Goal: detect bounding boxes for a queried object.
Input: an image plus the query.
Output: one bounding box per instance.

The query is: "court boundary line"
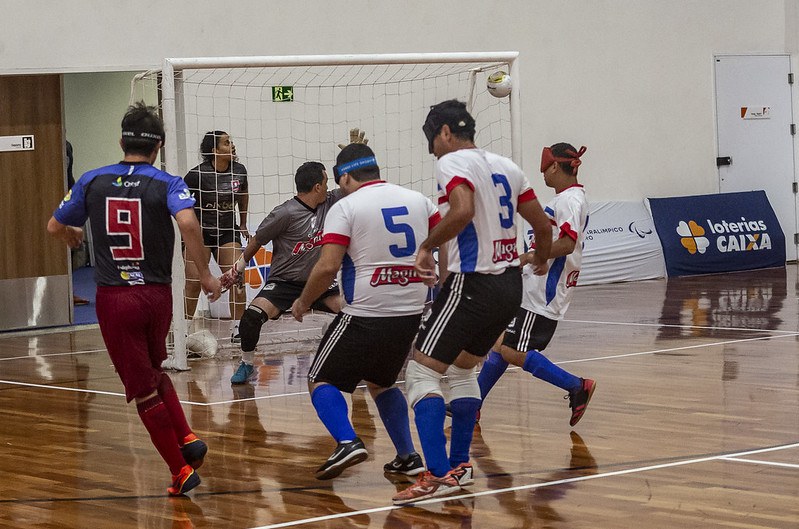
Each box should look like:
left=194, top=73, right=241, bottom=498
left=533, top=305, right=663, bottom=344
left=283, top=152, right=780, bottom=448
left=249, top=441, right=799, bottom=529
left=721, top=456, right=799, bottom=470
left=0, top=348, right=107, bottom=362
left=2, top=332, right=797, bottom=406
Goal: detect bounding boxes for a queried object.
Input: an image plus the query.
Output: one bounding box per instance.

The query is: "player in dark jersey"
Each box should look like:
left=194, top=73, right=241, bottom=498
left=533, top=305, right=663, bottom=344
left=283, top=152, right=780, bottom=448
left=184, top=131, right=248, bottom=340
left=221, top=130, right=368, bottom=385
left=47, top=102, right=222, bottom=497
left=224, top=161, right=343, bottom=384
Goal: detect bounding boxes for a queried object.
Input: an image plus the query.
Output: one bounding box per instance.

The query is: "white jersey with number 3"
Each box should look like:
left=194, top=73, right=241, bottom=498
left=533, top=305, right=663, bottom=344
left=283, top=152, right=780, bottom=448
left=321, top=180, right=441, bottom=317
left=435, top=149, right=536, bottom=275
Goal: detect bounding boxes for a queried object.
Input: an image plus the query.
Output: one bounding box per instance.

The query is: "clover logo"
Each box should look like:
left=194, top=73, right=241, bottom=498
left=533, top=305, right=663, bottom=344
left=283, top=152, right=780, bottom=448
left=676, top=220, right=710, bottom=254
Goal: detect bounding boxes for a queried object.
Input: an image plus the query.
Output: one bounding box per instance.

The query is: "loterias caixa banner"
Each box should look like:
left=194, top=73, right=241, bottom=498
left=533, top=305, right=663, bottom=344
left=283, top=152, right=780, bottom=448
left=648, top=191, right=785, bottom=277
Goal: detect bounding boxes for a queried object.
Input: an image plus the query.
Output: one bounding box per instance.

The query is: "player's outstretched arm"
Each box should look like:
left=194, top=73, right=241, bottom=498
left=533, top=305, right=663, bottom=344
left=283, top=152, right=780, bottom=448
left=176, top=209, right=222, bottom=301
left=518, top=198, right=552, bottom=274
left=46, top=217, right=83, bottom=249
left=291, top=244, right=346, bottom=322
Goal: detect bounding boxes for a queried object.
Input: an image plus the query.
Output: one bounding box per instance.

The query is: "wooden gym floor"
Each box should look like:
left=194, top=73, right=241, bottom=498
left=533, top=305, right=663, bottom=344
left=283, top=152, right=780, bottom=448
left=1, top=266, right=797, bottom=528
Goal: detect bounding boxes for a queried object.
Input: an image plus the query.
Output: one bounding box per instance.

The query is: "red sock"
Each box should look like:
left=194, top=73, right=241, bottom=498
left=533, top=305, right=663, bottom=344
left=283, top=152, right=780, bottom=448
left=157, top=374, right=193, bottom=443
left=136, top=395, right=186, bottom=475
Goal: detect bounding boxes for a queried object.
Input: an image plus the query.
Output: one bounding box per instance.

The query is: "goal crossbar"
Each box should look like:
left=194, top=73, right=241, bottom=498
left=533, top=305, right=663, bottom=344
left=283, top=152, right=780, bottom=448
left=146, top=51, right=521, bottom=370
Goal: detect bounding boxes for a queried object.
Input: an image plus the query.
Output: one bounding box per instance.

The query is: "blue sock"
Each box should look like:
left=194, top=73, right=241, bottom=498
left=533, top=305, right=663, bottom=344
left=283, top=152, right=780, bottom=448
left=448, top=397, right=481, bottom=467
left=477, top=350, right=509, bottom=400
left=374, top=387, right=415, bottom=457
left=523, top=350, right=581, bottom=391
left=310, top=384, right=357, bottom=443
left=413, top=396, right=450, bottom=477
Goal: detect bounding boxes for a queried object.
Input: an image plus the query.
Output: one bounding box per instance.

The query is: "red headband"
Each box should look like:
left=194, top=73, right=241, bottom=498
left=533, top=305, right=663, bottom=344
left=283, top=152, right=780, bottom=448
left=540, top=145, right=587, bottom=174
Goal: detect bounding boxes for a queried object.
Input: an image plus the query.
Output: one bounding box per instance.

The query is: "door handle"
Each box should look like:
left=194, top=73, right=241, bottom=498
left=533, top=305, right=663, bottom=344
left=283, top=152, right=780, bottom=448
left=716, top=156, right=732, bottom=167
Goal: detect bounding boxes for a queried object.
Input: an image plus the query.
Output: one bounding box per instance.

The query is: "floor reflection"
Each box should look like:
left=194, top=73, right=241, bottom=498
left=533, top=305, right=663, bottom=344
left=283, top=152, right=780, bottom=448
left=471, top=428, right=597, bottom=528
left=657, top=267, right=787, bottom=340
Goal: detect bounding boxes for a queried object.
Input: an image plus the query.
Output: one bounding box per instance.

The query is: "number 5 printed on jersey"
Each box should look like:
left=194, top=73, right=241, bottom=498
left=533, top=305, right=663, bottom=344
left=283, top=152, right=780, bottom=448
left=107, top=197, right=144, bottom=260
left=381, top=206, right=417, bottom=258
left=492, top=173, right=514, bottom=228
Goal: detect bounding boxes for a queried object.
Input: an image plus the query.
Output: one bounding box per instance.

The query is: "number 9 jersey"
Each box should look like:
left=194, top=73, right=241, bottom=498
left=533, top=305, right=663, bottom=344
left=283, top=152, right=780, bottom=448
left=435, top=149, right=536, bottom=275
left=53, top=161, right=196, bottom=286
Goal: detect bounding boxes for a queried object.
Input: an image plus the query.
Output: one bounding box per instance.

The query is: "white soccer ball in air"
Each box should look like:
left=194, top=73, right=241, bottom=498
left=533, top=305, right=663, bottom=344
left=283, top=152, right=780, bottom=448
left=186, top=329, right=218, bottom=359
left=487, top=71, right=512, bottom=98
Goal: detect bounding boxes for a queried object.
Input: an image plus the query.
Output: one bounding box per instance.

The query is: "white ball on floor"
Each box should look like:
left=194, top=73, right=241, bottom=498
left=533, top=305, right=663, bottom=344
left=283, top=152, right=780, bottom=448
left=186, top=329, right=218, bottom=359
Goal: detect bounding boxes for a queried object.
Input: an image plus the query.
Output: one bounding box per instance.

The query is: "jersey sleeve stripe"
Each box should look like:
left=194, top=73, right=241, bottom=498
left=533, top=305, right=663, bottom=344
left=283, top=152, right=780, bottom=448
left=518, top=189, right=537, bottom=203
left=559, top=222, right=578, bottom=241
left=321, top=233, right=351, bottom=246
left=429, top=211, right=442, bottom=230
left=445, top=176, right=475, bottom=196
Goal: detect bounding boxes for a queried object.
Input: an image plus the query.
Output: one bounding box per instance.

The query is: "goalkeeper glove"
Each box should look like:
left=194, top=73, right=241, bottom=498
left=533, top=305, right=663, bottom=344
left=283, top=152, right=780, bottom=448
left=220, top=256, right=247, bottom=291
left=337, top=128, right=368, bottom=150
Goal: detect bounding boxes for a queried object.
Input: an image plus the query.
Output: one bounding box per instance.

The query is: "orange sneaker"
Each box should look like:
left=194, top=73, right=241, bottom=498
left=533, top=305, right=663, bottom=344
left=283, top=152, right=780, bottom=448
left=392, top=470, right=460, bottom=505
left=167, top=465, right=201, bottom=496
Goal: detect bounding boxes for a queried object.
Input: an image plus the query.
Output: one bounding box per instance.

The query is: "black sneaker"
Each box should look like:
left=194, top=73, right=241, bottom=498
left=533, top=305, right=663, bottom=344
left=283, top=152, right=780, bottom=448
left=383, top=452, right=425, bottom=476
left=567, top=378, right=596, bottom=427
left=315, top=437, right=368, bottom=480
left=180, top=433, right=208, bottom=469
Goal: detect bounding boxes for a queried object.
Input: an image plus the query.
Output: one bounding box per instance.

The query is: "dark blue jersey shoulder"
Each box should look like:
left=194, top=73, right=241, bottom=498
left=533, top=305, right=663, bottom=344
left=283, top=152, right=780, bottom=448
left=58, top=162, right=195, bottom=287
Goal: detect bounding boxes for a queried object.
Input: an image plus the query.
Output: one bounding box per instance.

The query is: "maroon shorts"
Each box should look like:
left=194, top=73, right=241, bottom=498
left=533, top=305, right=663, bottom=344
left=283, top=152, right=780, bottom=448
left=96, top=284, right=172, bottom=402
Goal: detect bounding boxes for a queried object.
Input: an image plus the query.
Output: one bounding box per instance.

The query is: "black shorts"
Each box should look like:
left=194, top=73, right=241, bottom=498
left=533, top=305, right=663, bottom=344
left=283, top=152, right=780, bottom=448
left=415, top=267, right=522, bottom=365
left=202, top=226, right=241, bottom=260
left=502, top=308, right=559, bottom=352
left=255, top=279, right=339, bottom=318
left=308, top=313, right=422, bottom=393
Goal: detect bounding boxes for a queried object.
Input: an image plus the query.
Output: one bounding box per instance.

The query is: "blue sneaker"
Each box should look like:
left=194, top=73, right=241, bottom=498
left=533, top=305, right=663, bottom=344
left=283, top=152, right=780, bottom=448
left=230, top=361, right=254, bottom=385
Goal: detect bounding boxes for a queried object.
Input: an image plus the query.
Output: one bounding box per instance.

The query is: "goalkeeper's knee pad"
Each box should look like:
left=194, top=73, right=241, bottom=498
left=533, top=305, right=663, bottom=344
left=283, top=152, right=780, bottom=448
left=239, top=306, right=267, bottom=352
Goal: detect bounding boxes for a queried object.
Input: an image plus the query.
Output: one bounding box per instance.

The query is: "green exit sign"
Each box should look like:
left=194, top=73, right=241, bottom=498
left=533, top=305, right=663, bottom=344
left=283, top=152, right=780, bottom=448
left=272, top=86, right=294, bottom=102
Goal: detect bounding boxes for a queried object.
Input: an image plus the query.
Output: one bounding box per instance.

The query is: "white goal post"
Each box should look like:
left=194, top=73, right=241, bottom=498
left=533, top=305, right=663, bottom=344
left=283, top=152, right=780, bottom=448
left=131, top=52, right=522, bottom=370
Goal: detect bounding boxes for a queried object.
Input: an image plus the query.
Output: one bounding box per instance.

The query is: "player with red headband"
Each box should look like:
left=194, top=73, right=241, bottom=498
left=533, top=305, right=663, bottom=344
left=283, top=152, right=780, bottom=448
left=477, top=142, right=596, bottom=427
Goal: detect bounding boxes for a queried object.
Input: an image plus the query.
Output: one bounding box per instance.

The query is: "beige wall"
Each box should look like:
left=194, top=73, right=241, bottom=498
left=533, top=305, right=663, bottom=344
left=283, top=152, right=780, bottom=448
left=3, top=1, right=796, bottom=203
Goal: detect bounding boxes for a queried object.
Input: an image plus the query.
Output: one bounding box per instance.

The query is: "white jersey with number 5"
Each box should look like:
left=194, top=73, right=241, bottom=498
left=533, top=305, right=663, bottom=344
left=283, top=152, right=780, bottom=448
left=435, top=149, right=536, bottom=275
left=321, top=180, right=441, bottom=317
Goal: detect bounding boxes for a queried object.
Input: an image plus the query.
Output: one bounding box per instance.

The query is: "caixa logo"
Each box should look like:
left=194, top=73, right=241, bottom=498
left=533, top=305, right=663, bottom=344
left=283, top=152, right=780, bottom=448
left=677, top=218, right=772, bottom=254
left=492, top=238, right=518, bottom=263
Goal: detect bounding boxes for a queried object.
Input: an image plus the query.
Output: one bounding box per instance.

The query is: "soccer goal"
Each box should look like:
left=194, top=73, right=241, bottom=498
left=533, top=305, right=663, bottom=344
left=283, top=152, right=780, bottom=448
left=130, top=52, right=522, bottom=370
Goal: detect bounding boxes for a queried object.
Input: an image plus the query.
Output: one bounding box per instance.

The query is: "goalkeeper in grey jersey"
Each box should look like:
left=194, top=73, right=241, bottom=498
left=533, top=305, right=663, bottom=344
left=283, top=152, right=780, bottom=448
left=225, top=131, right=368, bottom=385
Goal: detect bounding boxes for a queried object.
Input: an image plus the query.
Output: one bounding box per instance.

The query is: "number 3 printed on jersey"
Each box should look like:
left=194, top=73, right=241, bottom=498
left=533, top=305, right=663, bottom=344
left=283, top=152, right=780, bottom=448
left=491, top=173, right=515, bottom=228
left=381, top=206, right=416, bottom=258
left=106, top=198, right=144, bottom=260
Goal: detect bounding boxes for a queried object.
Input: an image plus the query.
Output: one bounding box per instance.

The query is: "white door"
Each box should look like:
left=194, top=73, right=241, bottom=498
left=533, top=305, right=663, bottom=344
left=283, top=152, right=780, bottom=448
left=715, top=55, right=797, bottom=261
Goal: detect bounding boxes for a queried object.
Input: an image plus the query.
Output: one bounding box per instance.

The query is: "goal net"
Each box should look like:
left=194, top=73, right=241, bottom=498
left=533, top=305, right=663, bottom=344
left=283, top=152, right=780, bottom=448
left=130, top=52, right=521, bottom=370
